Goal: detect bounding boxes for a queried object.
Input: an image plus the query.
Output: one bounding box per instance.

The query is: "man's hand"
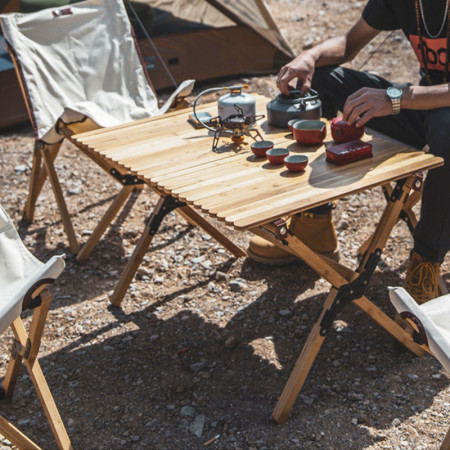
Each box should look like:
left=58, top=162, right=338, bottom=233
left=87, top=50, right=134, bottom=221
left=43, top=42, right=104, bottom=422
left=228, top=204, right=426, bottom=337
left=277, top=53, right=316, bottom=96
left=343, top=87, right=393, bottom=127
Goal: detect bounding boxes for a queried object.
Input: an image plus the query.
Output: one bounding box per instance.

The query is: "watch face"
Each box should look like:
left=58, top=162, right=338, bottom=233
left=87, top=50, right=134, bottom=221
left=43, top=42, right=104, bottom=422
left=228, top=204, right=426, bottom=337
left=388, top=87, right=402, bottom=98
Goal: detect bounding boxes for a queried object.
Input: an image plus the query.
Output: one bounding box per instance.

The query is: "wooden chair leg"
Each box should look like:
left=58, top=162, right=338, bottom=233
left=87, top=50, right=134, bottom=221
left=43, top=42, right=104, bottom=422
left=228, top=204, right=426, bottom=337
left=9, top=294, right=72, bottom=450
left=25, top=142, right=62, bottom=223
left=41, top=147, right=79, bottom=253
left=178, top=205, right=245, bottom=258
left=0, top=415, right=41, bottom=450
left=441, top=425, right=450, bottom=450
left=24, top=143, right=44, bottom=223
left=76, top=185, right=137, bottom=263
left=109, top=195, right=166, bottom=307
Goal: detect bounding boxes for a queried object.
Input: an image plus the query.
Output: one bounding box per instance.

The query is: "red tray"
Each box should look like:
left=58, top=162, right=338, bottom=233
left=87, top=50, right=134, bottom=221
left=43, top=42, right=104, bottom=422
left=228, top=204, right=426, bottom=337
left=326, top=139, right=373, bottom=166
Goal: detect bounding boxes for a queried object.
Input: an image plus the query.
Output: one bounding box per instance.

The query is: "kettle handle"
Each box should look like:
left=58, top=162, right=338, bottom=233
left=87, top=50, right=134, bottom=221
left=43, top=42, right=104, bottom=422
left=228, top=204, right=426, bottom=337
left=285, top=88, right=319, bottom=101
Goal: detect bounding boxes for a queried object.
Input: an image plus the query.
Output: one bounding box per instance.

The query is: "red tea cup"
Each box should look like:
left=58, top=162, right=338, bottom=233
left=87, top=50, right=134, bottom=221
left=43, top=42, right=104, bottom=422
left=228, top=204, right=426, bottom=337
left=251, top=140, right=274, bottom=157
left=266, top=148, right=289, bottom=165
left=284, top=154, right=308, bottom=172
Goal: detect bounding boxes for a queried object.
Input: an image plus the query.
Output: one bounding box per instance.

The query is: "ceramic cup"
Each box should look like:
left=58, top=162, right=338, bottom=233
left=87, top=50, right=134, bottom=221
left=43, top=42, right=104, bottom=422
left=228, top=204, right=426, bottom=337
left=266, top=148, right=289, bottom=164
left=251, top=140, right=274, bottom=157
left=284, top=154, right=308, bottom=172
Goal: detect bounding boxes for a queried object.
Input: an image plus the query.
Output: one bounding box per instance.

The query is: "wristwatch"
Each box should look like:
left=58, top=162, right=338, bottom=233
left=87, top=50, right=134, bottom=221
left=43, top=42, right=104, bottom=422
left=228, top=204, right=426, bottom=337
left=386, top=86, right=402, bottom=115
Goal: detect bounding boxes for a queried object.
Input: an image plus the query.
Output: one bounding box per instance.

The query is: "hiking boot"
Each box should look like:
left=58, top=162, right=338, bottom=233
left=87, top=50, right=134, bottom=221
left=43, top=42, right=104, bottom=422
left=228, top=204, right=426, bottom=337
left=246, top=210, right=339, bottom=265
left=403, top=251, right=441, bottom=304
left=395, top=251, right=441, bottom=329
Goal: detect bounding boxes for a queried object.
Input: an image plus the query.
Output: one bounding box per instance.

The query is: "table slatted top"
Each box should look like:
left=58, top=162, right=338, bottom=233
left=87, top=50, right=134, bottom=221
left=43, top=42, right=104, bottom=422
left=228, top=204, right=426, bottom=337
left=73, top=94, right=443, bottom=230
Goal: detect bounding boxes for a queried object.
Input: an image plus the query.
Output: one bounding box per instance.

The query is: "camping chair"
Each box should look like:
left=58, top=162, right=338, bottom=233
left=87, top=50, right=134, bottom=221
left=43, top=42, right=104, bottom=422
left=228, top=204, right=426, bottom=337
left=0, top=0, right=194, bottom=258
left=389, top=287, right=450, bottom=450
left=0, top=204, right=71, bottom=449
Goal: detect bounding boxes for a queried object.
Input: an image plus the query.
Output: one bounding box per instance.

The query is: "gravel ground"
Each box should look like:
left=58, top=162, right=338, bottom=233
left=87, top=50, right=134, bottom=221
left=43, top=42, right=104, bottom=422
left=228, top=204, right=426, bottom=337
left=0, top=0, right=449, bottom=449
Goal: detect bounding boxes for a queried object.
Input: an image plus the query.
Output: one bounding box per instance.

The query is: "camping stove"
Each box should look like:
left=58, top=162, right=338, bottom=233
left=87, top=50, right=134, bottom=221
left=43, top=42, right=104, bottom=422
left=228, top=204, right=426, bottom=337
left=192, top=85, right=264, bottom=152
left=211, top=110, right=264, bottom=152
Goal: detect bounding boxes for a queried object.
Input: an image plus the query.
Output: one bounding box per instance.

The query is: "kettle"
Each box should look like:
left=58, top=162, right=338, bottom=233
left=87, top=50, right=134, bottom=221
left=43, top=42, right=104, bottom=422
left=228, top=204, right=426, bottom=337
left=266, top=89, right=322, bottom=128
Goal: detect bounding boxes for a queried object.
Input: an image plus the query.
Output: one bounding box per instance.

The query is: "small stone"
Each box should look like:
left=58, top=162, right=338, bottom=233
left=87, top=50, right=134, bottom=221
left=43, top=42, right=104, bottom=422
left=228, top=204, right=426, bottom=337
left=190, top=362, right=206, bottom=372
left=225, top=335, right=238, bottom=349
left=278, top=309, right=292, bottom=318
left=14, top=164, right=28, bottom=173
left=302, top=37, right=314, bottom=50
left=406, top=373, right=419, bottom=381
left=189, top=415, right=205, bottom=438
left=68, top=187, right=82, bottom=195
left=166, top=404, right=176, bottom=410
left=392, top=418, right=401, bottom=427
left=180, top=406, right=196, bottom=418
left=337, top=220, right=350, bottom=231
left=145, top=419, right=160, bottom=428
left=215, top=271, right=228, bottom=282
left=229, top=280, right=246, bottom=292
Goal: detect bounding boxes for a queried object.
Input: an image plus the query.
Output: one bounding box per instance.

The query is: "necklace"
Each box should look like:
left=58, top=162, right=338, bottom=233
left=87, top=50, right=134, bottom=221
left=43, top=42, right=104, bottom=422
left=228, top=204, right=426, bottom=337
left=415, top=0, right=450, bottom=85
left=418, top=0, right=449, bottom=38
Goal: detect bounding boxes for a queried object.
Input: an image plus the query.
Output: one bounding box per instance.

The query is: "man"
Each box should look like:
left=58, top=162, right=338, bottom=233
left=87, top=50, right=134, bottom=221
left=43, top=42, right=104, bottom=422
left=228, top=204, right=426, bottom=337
left=247, top=0, right=450, bottom=304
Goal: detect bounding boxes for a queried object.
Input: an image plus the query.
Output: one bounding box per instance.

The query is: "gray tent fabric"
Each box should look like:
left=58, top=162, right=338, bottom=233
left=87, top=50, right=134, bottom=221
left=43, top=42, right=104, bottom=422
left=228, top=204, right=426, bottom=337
left=0, top=0, right=194, bottom=143
left=389, top=287, right=450, bottom=373
left=0, top=204, right=65, bottom=335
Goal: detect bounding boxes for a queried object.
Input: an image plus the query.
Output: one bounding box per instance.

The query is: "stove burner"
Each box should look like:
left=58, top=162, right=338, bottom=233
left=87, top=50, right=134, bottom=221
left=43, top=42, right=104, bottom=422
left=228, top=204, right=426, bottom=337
left=212, top=112, right=264, bottom=152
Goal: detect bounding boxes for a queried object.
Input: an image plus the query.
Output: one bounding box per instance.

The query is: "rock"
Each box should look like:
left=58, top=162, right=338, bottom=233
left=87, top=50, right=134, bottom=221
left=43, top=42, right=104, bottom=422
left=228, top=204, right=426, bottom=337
left=225, top=335, right=238, bottom=349
left=180, top=406, right=196, bottom=418
left=337, top=220, right=350, bottom=230
left=215, top=271, right=228, bottom=282
left=229, top=280, right=246, bottom=292
left=145, top=419, right=160, bottom=428
left=68, top=187, right=82, bottom=195
left=302, top=37, right=314, bottom=50
left=392, top=418, right=401, bottom=427
left=14, top=164, right=28, bottom=173
left=189, top=415, right=205, bottom=437
left=190, top=362, right=206, bottom=372
left=278, top=309, right=292, bottom=318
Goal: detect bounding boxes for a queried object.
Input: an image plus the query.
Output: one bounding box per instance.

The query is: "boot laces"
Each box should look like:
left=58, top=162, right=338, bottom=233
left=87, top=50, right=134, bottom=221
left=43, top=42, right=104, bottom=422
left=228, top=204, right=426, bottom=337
left=404, top=253, right=440, bottom=304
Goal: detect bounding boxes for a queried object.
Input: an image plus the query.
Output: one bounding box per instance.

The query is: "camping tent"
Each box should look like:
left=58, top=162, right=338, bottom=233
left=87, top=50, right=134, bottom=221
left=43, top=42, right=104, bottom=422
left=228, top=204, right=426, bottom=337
left=0, top=0, right=294, bottom=128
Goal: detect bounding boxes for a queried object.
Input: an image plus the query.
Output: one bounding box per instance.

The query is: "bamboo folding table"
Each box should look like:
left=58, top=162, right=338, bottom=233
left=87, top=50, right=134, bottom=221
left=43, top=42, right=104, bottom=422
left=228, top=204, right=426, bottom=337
left=71, top=94, right=443, bottom=423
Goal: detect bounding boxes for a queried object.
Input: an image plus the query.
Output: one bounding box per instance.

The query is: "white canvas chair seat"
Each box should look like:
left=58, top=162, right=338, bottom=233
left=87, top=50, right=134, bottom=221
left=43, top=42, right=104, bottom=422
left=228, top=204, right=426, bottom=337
left=0, top=0, right=194, bottom=144
left=0, top=0, right=194, bottom=256
left=389, top=287, right=450, bottom=449
left=0, top=204, right=71, bottom=449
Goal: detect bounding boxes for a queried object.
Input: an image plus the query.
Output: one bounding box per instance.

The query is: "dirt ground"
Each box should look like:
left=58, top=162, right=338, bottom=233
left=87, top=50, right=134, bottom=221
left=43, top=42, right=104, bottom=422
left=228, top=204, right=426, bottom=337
left=1, top=0, right=449, bottom=448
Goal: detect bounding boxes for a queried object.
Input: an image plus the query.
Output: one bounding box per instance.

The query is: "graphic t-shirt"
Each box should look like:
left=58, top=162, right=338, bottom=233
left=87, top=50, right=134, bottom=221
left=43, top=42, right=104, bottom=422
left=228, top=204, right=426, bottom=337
left=362, top=0, right=449, bottom=85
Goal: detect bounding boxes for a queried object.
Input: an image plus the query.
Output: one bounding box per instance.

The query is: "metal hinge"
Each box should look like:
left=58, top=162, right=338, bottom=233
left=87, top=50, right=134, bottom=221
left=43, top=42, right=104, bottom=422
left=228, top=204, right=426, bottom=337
left=110, top=168, right=144, bottom=186
left=11, top=339, right=31, bottom=360
left=319, top=248, right=381, bottom=336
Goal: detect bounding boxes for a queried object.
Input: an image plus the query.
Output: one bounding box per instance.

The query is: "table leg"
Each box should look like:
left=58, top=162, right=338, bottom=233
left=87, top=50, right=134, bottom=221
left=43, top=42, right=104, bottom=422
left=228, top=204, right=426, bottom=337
left=110, top=195, right=170, bottom=307
left=272, top=289, right=338, bottom=424
left=258, top=176, right=427, bottom=422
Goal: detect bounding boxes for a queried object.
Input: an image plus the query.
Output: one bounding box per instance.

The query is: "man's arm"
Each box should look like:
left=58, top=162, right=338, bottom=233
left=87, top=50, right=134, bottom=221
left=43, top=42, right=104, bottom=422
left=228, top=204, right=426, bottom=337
left=277, top=17, right=379, bottom=95
left=343, top=79, right=450, bottom=127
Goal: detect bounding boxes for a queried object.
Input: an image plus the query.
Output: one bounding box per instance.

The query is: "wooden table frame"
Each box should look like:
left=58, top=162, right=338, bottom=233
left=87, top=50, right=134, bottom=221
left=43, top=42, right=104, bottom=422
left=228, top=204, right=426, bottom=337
left=251, top=174, right=428, bottom=423
left=71, top=94, right=444, bottom=423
